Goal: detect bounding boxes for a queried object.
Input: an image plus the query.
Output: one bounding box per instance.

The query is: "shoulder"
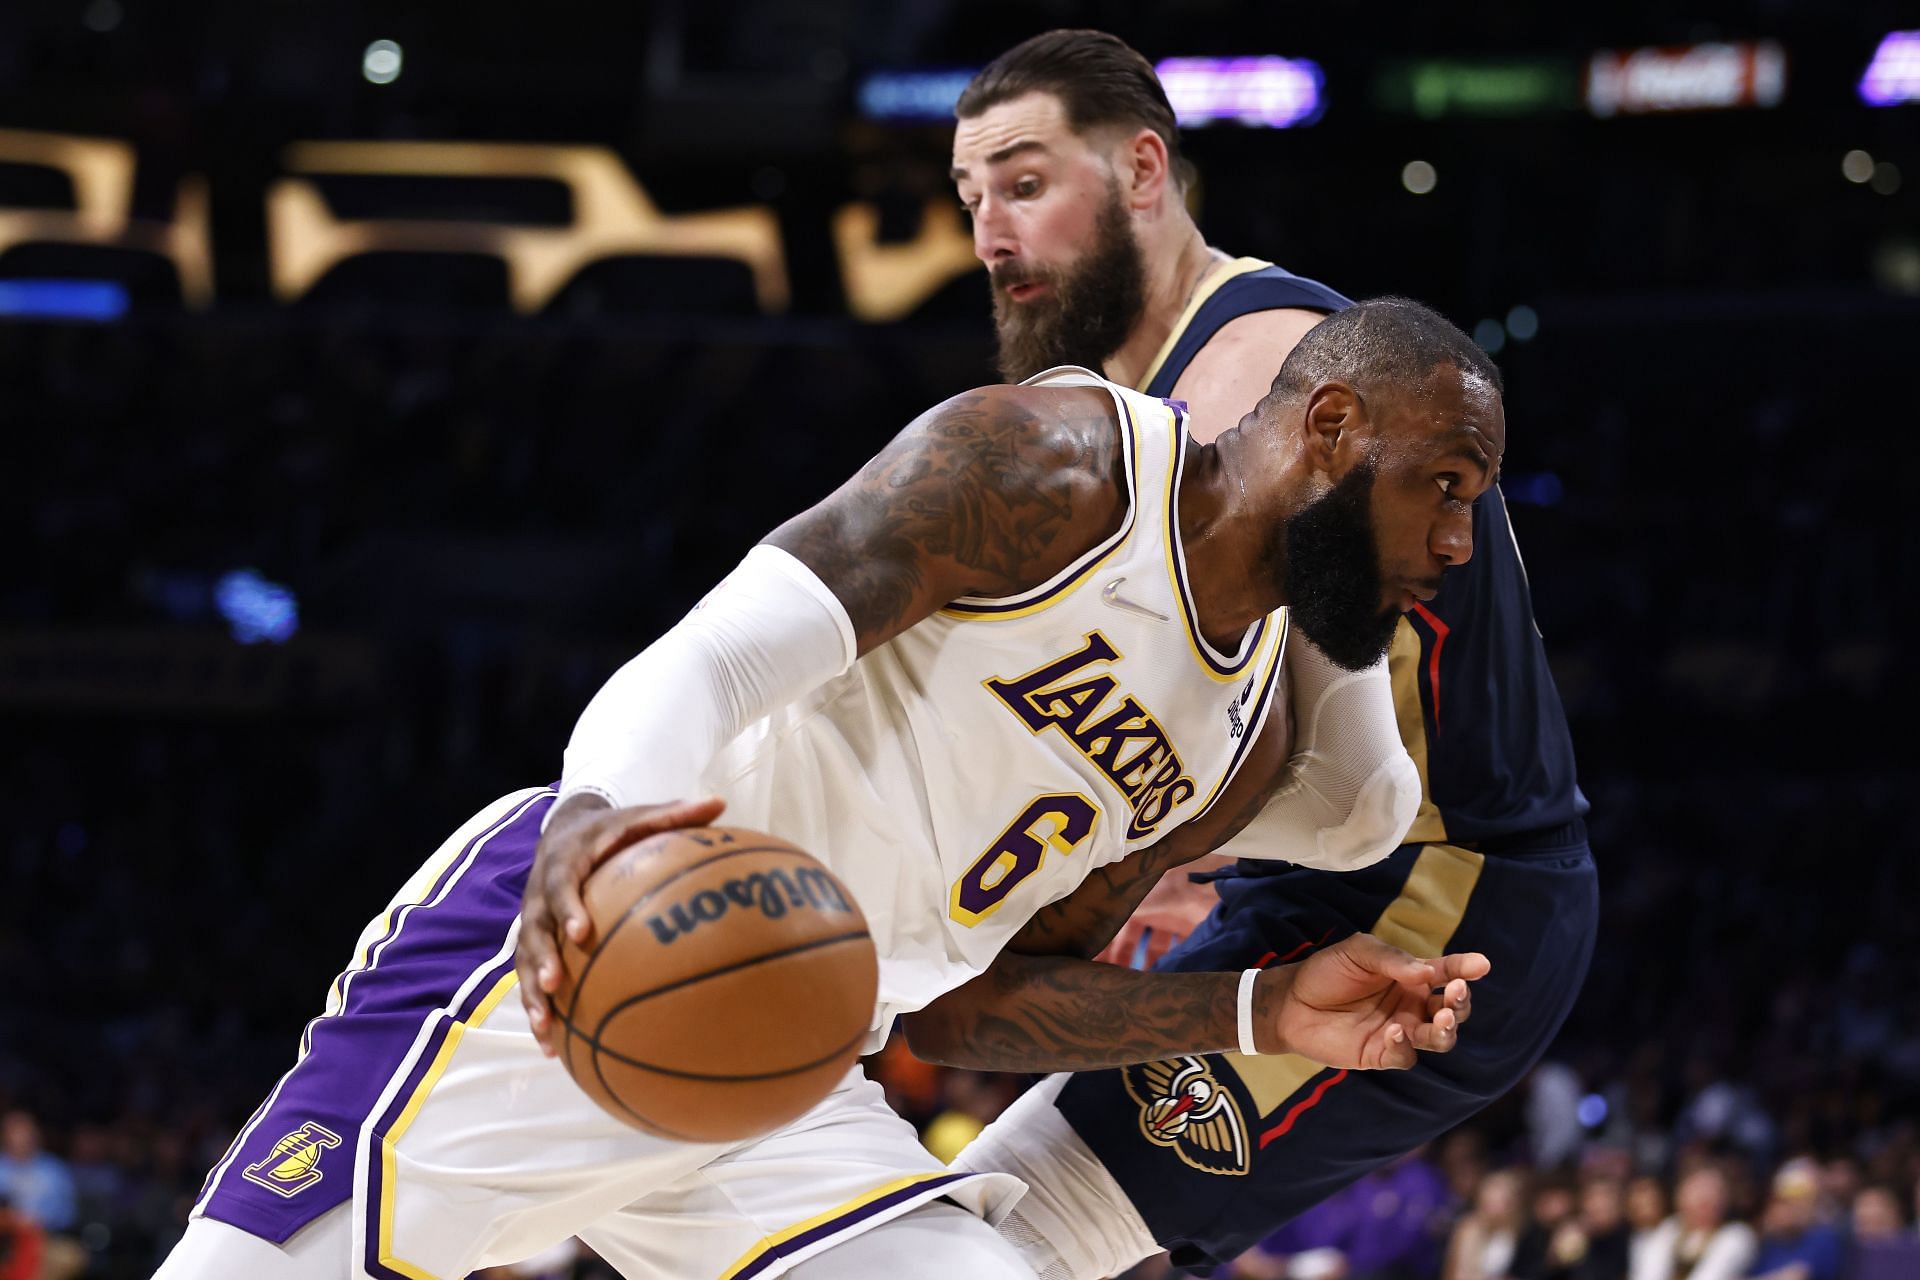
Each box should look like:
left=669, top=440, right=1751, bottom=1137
left=899, top=380, right=1128, bottom=517
left=1194, top=307, right=1328, bottom=360
left=1168, top=308, right=1330, bottom=441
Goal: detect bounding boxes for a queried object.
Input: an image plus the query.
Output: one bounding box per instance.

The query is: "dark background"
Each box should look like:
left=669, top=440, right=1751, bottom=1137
left=2, top=2, right=1916, bottom=1276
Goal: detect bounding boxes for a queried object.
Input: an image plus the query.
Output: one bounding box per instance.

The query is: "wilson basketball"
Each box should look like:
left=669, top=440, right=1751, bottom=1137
left=554, top=825, right=878, bottom=1143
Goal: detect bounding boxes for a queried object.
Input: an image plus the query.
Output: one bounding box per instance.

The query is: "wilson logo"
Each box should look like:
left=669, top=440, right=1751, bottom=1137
left=644, top=866, right=853, bottom=945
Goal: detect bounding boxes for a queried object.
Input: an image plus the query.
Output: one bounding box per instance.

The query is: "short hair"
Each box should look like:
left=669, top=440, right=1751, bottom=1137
left=957, top=30, right=1191, bottom=187
left=1268, top=297, right=1504, bottom=406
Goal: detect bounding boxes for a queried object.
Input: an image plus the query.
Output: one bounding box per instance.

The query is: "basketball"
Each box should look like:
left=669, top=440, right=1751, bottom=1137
left=553, top=825, right=879, bottom=1144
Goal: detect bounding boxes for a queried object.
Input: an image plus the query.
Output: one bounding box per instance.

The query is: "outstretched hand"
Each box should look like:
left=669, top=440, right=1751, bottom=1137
left=515, top=793, right=726, bottom=1057
left=1260, top=933, right=1490, bottom=1070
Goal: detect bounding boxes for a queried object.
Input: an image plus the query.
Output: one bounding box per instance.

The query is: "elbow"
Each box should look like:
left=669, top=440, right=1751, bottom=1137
left=1310, top=753, right=1422, bottom=872
left=899, top=1007, right=964, bottom=1067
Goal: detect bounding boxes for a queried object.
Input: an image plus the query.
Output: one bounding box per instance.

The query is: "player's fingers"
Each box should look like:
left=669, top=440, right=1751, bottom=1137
left=1446, top=976, right=1473, bottom=1024
left=593, top=796, right=727, bottom=867
left=1408, top=1006, right=1458, bottom=1055
left=1425, top=951, right=1491, bottom=984
left=1375, top=1021, right=1417, bottom=1069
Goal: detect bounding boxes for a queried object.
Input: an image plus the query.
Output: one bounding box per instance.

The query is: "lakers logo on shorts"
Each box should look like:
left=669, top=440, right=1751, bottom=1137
left=1120, top=1056, right=1249, bottom=1176
left=242, top=1122, right=342, bottom=1197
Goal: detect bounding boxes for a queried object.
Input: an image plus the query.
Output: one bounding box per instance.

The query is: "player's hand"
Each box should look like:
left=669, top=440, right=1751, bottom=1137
left=1094, top=861, right=1223, bottom=968
left=516, top=792, right=726, bottom=1058
left=1257, top=932, right=1489, bottom=1070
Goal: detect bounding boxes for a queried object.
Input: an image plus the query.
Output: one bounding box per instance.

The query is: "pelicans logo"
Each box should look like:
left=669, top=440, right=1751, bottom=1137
left=1121, top=1056, right=1250, bottom=1176
left=242, top=1122, right=342, bottom=1197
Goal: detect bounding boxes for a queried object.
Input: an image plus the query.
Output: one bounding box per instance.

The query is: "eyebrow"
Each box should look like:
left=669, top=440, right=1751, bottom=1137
left=1442, top=432, right=1498, bottom=481
left=950, top=139, right=1050, bottom=182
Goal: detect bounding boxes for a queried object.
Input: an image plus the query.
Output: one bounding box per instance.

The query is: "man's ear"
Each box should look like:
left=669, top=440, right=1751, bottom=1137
left=1303, top=382, right=1365, bottom=477
left=1119, top=127, right=1171, bottom=210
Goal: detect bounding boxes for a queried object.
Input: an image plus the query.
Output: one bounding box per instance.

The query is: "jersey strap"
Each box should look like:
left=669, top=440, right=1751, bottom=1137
left=1139, top=259, right=1353, bottom=398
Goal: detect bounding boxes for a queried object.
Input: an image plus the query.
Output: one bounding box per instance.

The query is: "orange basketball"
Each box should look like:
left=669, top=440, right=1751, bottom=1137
left=554, top=826, right=878, bottom=1143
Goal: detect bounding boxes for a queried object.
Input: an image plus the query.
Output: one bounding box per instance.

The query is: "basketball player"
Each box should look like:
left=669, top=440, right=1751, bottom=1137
left=917, top=30, right=1599, bottom=1280
left=158, top=296, right=1501, bottom=1280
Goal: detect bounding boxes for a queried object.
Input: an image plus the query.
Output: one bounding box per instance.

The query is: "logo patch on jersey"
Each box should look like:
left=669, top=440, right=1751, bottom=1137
left=242, top=1122, right=342, bottom=1197
left=1121, top=1056, right=1250, bottom=1176
left=984, top=631, right=1197, bottom=840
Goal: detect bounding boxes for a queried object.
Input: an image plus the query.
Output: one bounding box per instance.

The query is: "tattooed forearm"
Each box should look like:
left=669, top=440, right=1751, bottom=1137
left=1009, top=837, right=1197, bottom=959
left=904, top=952, right=1240, bottom=1071
left=765, top=385, right=1123, bottom=653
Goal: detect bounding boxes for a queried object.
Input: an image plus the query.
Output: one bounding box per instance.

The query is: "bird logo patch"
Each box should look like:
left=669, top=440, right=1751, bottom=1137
left=1121, top=1055, right=1249, bottom=1176
left=242, top=1122, right=342, bottom=1197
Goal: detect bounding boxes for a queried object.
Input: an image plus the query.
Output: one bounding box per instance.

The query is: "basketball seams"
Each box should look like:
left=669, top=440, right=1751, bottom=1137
left=590, top=927, right=875, bottom=1036
left=591, top=1022, right=871, bottom=1083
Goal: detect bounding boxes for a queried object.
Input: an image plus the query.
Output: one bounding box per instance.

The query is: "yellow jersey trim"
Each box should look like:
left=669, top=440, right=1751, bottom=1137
left=1185, top=609, right=1290, bottom=823
left=1389, top=619, right=1448, bottom=845
left=939, top=392, right=1143, bottom=621
left=1134, top=256, right=1275, bottom=394
left=376, top=970, right=521, bottom=1280
left=715, top=1171, right=960, bottom=1280
left=1160, top=407, right=1264, bottom=683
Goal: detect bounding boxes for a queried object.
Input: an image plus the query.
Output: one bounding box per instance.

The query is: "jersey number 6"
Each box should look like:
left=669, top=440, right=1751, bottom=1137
left=949, top=793, right=1101, bottom=926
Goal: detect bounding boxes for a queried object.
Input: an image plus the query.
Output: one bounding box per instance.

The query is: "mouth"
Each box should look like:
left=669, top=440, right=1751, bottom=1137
left=1000, top=281, right=1050, bottom=304
left=1398, top=581, right=1442, bottom=611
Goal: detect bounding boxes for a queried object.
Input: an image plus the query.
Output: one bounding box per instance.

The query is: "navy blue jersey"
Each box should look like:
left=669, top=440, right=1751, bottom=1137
left=1140, top=258, right=1587, bottom=844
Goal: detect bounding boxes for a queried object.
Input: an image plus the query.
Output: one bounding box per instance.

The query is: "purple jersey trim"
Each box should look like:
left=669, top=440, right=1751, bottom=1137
left=195, top=788, right=553, bottom=1246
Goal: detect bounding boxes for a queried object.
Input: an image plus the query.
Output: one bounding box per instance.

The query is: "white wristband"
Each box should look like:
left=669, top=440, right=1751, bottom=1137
left=1236, top=968, right=1262, bottom=1056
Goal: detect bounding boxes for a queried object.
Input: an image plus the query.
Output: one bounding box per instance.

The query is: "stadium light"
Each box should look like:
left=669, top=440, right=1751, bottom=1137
left=1154, top=57, right=1325, bottom=129
left=1859, top=31, right=1920, bottom=106
left=363, top=40, right=403, bottom=86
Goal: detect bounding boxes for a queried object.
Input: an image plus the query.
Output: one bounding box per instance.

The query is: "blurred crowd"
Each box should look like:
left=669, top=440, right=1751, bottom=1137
left=5, top=275, right=1915, bottom=1280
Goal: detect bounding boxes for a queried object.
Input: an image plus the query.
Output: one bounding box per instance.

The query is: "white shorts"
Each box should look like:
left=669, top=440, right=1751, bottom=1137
left=187, top=787, right=1022, bottom=1280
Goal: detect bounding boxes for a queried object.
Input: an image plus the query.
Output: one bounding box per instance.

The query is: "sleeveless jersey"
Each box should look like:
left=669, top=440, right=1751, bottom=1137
left=1139, top=257, right=1587, bottom=846
left=700, top=368, right=1291, bottom=1048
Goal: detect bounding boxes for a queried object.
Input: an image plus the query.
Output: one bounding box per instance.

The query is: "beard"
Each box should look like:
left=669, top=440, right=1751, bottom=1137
left=1279, top=460, right=1401, bottom=672
left=990, top=181, right=1147, bottom=383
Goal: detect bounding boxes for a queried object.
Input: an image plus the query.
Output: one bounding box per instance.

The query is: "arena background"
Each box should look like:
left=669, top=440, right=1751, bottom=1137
left=4, top=2, right=1917, bottom=1277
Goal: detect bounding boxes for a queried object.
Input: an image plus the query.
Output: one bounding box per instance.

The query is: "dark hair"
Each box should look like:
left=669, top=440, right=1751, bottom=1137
left=1269, top=296, right=1505, bottom=404
left=957, top=30, right=1190, bottom=187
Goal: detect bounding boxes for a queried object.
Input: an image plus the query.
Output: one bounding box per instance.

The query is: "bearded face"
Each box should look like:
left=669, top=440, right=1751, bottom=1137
left=1277, top=460, right=1402, bottom=672
left=989, top=176, right=1148, bottom=383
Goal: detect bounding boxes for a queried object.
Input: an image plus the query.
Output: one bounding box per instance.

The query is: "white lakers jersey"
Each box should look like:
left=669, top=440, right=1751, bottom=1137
left=702, top=368, right=1292, bottom=1047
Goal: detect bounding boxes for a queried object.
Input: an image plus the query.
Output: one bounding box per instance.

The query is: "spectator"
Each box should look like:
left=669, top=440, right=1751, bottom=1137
left=1625, top=1172, right=1669, bottom=1277
left=1851, top=1184, right=1904, bottom=1241
left=1511, top=1172, right=1577, bottom=1278
left=0, top=1198, right=44, bottom=1280
left=1221, top=1149, right=1453, bottom=1280
left=1629, top=1165, right=1756, bottom=1280
left=0, top=1114, right=75, bottom=1235
left=1443, top=1168, right=1529, bottom=1280
left=1749, top=1158, right=1845, bottom=1280
left=1536, top=1175, right=1631, bottom=1280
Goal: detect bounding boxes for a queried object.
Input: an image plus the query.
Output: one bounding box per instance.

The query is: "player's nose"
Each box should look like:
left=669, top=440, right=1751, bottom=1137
left=1433, top=509, right=1474, bottom=568
left=971, top=197, right=1019, bottom=263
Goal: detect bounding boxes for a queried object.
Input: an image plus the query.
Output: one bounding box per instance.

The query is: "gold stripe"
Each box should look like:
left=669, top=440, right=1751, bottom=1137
left=1389, top=618, right=1448, bottom=845
left=716, top=1172, right=957, bottom=1280
left=940, top=392, right=1143, bottom=622
left=376, top=971, right=520, bottom=1280
left=1167, top=404, right=1259, bottom=687
left=1134, top=256, right=1274, bottom=394
left=1187, top=610, right=1289, bottom=820
left=1219, top=842, right=1483, bottom=1116
left=324, top=790, right=548, bottom=1021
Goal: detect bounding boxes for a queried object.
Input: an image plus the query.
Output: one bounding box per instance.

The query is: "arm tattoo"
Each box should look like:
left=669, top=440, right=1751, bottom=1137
left=1008, top=838, right=1195, bottom=959
left=765, top=388, right=1122, bottom=652
left=911, top=953, right=1240, bottom=1071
